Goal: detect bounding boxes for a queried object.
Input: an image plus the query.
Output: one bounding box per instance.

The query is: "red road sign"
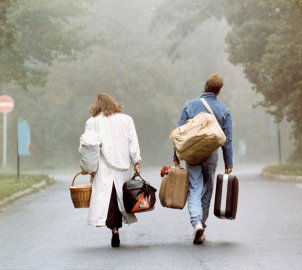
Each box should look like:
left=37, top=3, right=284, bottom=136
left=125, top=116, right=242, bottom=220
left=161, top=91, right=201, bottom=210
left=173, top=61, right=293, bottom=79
left=0, top=95, right=14, bottom=114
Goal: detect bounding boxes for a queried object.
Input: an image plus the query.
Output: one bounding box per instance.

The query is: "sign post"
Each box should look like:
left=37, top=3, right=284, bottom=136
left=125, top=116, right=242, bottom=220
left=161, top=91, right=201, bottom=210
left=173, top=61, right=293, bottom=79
left=0, top=95, right=15, bottom=168
left=17, top=120, right=31, bottom=178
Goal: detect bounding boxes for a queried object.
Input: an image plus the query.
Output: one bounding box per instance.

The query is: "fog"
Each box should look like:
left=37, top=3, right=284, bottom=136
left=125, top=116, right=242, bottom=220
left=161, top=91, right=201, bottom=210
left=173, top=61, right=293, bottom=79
left=0, top=0, right=294, bottom=172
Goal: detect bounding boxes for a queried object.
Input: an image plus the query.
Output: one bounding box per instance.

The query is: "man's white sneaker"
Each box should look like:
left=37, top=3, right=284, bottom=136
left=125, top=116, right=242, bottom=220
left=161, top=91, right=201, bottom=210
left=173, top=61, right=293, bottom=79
left=193, top=224, right=205, bottom=245
left=200, top=234, right=206, bottom=244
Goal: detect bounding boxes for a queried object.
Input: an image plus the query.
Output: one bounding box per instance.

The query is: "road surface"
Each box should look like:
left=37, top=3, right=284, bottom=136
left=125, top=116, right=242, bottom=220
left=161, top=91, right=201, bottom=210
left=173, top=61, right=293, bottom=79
left=0, top=165, right=302, bottom=270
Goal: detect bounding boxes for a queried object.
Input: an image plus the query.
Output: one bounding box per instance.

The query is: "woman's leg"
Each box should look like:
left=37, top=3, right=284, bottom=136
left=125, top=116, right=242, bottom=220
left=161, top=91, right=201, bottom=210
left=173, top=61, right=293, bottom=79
left=106, top=183, right=123, bottom=229
left=106, top=183, right=123, bottom=247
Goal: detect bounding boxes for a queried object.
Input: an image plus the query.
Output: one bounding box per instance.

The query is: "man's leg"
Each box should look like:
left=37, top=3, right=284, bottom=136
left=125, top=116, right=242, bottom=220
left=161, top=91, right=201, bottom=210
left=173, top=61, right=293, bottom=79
left=186, top=163, right=204, bottom=227
left=186, top=162, right=206, bottom=244
left=201, top=151, right=218, bottom=228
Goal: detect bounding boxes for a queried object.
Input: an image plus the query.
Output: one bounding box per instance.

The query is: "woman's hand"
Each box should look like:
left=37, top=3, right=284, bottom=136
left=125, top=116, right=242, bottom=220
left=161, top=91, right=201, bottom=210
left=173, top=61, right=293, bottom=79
left=80, top=170, right=96, bottom=176
left=134, top=163, right=140, bottom=175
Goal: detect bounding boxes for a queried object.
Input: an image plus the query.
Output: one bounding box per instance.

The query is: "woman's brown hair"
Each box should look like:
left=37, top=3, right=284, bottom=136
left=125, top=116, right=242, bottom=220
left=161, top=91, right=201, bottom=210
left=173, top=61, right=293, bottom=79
left=90, top=93, right=123, bottom=117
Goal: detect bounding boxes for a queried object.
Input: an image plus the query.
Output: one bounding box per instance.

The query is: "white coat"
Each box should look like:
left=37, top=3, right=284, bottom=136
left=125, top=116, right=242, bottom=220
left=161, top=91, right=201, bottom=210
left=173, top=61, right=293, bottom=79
left=85, top=113, right=141, bottom=226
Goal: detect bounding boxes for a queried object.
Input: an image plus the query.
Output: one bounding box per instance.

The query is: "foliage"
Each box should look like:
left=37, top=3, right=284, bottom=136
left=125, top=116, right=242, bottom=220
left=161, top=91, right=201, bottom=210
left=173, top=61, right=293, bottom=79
left=225, top=0, right=302, bottom=160
left=0, top=0, right=96, bottom=88
left=0, top=174, right=54, bottom=201
left=153, top=0, right=301, bottom=161
left=293, top=0, right=302, bottom=10
left=3, top=0, right=183, bottom=169
left=0, top=0, right=16, bottom=48
left=2, top=0, right=294, bottom=170
left=152, top=0, right=224, bottom=59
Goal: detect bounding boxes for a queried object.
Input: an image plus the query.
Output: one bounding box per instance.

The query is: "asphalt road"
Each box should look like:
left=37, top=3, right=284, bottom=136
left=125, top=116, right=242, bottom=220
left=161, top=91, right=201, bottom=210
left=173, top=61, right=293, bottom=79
left=1, top=166, right=302, bottom=270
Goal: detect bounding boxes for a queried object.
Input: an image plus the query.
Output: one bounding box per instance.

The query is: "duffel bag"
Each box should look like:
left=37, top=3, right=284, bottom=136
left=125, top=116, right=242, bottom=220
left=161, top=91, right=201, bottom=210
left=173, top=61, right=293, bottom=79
left=170, top=98, right=226, bottom=165
left=123, top=173, right=157, bottom=213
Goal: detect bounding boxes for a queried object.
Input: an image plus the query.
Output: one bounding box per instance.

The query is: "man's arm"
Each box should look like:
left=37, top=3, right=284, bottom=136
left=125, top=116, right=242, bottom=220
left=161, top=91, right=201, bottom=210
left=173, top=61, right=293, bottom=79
left=177, top=104, right=190, bottom=126
left=222, top=111, right=233, bottom=174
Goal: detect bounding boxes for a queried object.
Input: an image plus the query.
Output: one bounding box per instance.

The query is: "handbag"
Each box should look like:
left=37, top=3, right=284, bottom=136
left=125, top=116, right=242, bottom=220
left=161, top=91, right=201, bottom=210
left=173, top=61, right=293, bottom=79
left=170, top=98, right=226, bottom=165
left=70, top=171, right=94, bottom=208
left=123, top=173, right=157, bottom=213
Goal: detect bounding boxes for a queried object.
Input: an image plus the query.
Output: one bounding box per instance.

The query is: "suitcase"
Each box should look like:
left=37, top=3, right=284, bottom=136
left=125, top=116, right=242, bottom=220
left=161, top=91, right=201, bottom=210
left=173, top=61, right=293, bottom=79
left=214, top=174, right=239, bottom=219
left=159, top=166, right=189, bottom=209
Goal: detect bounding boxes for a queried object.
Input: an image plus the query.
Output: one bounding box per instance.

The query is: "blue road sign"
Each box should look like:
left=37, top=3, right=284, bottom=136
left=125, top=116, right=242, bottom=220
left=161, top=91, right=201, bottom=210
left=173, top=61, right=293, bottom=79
left=18, top=120, right=31, bottom=156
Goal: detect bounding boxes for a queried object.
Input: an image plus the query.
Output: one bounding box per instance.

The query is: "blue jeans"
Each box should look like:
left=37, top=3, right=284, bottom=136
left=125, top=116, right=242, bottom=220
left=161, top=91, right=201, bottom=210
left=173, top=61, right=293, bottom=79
left=186, top=150, right=218, bottom=228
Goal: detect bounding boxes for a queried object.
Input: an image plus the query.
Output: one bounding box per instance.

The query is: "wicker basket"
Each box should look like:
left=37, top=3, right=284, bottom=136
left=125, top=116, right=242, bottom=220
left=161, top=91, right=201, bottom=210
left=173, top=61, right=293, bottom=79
left=70, top=172, right=93, bottom=208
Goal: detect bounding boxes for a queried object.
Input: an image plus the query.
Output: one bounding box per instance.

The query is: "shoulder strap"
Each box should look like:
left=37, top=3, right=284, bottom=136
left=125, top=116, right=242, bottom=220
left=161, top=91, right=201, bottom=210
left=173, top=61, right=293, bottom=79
left=200, top=98, right=214, bottom=115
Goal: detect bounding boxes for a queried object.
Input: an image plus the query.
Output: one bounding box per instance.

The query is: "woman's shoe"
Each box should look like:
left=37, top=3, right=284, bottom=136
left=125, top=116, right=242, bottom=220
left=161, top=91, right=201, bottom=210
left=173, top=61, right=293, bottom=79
left=111, top=228, right=120, bottom=248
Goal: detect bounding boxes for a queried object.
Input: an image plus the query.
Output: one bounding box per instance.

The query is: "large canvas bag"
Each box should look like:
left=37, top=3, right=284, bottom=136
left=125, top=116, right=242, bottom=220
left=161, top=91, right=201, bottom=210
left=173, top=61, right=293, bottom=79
left=170, top=98, right=226, bottom=165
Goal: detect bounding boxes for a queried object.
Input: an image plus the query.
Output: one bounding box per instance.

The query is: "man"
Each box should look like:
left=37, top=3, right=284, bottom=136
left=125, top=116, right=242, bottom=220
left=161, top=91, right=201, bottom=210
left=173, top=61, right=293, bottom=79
left=174, top=73, right=233, bottom=245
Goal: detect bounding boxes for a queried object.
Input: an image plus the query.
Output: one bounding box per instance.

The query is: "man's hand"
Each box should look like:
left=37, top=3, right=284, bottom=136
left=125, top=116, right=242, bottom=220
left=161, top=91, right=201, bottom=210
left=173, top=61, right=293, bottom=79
left=225, top=168, right=232, bottom=174
left=173, top=159, right=180, bottom=167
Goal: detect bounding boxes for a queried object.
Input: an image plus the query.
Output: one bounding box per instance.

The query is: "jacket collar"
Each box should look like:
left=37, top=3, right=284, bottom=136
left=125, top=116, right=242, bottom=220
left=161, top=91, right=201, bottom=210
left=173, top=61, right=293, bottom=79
left=200, top=92, right=217, bottom=99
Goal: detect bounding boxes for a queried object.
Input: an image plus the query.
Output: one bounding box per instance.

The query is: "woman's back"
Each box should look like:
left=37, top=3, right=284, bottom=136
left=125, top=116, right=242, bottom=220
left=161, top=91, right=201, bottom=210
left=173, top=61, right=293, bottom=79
left=86, top=113, right=140, bottom=170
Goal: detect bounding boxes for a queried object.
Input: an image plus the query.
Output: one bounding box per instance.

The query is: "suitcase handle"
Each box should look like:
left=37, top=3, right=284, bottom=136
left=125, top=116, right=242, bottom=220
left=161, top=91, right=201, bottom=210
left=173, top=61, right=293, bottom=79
left=172, top=165, right=185, bottom=170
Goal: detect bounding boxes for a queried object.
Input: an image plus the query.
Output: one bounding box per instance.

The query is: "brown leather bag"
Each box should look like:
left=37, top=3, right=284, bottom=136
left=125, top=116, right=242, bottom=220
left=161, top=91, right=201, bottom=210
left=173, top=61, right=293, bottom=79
left=159, top=166, right=188, bottom=209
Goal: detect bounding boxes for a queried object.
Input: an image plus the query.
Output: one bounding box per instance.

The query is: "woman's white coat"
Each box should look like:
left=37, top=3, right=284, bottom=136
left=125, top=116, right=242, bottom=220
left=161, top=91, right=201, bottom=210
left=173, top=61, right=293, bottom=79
left=84, top=113, right=141, bottom=226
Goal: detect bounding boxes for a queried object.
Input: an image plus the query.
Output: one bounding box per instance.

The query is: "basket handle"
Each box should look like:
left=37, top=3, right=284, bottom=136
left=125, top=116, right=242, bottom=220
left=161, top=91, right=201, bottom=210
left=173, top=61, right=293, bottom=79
left=71, top=171, right=94, bottom=186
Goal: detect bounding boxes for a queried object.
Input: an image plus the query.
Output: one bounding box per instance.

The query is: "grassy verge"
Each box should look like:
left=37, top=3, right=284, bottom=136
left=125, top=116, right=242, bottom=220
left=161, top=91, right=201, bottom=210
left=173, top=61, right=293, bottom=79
left=262, top=163, right=302, bottom=176
left=0, top=174, right=55, bottom=201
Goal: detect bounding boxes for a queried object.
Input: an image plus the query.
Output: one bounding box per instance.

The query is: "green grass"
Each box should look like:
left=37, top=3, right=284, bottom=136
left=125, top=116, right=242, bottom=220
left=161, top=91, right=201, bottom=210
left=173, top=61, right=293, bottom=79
left=0, top=174, right=54, bottom=201
left=262, top=163, right=302, bottom=176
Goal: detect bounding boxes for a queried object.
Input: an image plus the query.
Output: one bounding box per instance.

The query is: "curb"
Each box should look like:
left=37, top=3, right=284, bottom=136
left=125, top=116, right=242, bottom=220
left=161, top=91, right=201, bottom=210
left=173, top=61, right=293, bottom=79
left=0, top=180, right=49, bottom=208
left=262, top=172, right=302, bottom=183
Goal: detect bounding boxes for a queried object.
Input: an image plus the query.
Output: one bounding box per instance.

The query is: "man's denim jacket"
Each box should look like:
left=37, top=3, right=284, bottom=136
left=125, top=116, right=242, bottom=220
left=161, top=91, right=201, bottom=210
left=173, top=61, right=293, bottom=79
left=175, top=92, right=233, bottom=168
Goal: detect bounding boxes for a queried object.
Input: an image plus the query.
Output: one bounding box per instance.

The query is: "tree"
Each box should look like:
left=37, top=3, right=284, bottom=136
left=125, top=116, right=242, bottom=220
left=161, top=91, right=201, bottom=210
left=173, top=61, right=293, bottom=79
left=225, top=0, right=302, bottom=160
left=153, top=0, right=299, bottom=161
left=151, top=0, right=224, bottom=59
left=0, top=1, right=16, bottom=48
left=0, top=0, right=96, bottom=88
left=4, top=0, right=295, bottom=170
left=0, top=0, right=99, bottom=169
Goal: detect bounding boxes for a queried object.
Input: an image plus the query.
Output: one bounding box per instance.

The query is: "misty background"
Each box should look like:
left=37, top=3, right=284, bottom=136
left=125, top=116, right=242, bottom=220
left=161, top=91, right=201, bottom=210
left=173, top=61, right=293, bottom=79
left=0, top=0, right=297, bottom=172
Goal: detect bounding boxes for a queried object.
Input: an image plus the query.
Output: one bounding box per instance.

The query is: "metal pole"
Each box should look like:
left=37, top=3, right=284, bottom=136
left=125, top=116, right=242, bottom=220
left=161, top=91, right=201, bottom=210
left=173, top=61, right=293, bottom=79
left=3, top=113, right=7, bottom=168
left=17, top=141, right=20, bottom=179
left=277, top=123, right=282, bottom=164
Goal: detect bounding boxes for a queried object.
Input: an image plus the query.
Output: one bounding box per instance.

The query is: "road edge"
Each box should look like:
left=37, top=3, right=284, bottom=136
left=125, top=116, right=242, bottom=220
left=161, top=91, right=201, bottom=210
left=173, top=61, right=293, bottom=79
left=262, top=172, right=302, bottom=183
left=0, top=180, right=52, bottom=208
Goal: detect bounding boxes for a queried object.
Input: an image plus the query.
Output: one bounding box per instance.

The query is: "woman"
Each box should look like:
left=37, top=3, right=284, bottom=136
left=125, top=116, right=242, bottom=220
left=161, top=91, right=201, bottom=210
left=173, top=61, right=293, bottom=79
left=83, top=92, right=141, bottom=248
